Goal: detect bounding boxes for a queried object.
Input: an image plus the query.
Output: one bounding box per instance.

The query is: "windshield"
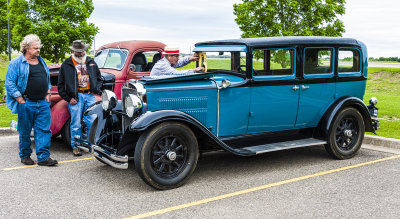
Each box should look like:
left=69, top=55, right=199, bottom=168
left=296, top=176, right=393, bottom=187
left=94, top=48, right=129, bottom=70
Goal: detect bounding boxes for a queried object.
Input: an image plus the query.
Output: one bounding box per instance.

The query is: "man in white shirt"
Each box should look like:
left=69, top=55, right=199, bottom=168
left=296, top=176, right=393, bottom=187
left=150, top=47, right=204, bottom=76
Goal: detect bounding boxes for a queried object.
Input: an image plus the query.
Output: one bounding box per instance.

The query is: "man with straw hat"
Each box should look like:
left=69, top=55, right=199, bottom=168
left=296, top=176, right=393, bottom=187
left=58, top=40, right=102, bottom=156
left=150, top=47, right=204, bottom=76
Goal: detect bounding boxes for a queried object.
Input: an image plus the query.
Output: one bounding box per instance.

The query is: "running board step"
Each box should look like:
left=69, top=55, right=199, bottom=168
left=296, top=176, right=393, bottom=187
left=243, top=138, right=327, bottom=154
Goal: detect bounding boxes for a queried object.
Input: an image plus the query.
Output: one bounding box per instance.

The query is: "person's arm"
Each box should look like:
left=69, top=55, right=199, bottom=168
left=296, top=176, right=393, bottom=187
left=4, top=61, right=24, bottom=103
left=95, top=64, right=102, bottom=94
left=57, top=64, right=71, bottom=102
left=173, top=57, right=191, bottom=68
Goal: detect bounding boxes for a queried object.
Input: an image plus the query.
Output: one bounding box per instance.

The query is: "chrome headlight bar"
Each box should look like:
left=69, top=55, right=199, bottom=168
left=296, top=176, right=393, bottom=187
left=125, top=94, right=143, bottom=117
left=101, top=90, right=117, bottom=111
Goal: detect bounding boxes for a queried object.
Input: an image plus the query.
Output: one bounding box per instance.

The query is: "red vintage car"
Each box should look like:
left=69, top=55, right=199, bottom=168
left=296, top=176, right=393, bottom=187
left=49, top=40, right=166, bottom=144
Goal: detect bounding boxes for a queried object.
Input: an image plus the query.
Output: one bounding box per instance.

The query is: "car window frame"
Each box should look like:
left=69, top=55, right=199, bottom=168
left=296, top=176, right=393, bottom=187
left=303, top=47, right=335, bottom=79
left=251, top=47, right=297, bottom=81
left=337, top=47, right=362, bottom=77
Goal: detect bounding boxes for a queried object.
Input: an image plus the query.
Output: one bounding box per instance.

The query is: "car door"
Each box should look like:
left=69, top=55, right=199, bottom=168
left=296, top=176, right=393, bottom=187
left=296, top=47, right=336, bottom=128
left=247, top=48, right=299, bottom=134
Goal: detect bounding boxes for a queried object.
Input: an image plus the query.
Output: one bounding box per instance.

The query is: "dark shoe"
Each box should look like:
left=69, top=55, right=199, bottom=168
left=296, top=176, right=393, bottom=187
left=38, top=157, right=58, bottom=166
left=72, top=147, right=82, bottom=156
left=21, top=157, right=35, bottom=165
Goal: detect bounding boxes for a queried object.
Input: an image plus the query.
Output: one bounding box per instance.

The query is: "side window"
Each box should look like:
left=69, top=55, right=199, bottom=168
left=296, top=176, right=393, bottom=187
left=338, top=48, right=360, bottom=73
left=252, top=48, right=294, bottom=77
left=304, top=48, right=333, bottom=75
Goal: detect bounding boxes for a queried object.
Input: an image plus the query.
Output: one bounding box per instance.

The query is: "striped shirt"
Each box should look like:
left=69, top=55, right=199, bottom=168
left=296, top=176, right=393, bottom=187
left=150, top=57, right=194, bottom=76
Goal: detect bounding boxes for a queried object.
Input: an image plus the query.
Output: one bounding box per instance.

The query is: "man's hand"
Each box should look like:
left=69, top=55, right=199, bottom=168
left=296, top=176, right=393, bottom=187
left=45, top=94, right=51, bottom=102
left=189, top=53, right=200, bottom=62
left=70, top=98, right=77, bottom=105
left=15, top=96, right=25, bottom=104
left=194, top=66, right=205, bottom=73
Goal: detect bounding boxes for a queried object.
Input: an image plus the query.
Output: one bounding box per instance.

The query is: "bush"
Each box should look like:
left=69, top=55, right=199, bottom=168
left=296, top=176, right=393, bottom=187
left=0, top=80, right=5, bottom=103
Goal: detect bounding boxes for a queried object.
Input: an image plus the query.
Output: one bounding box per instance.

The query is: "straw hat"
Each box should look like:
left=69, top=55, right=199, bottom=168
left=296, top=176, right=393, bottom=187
left=162, top=47, right=180, bottom=55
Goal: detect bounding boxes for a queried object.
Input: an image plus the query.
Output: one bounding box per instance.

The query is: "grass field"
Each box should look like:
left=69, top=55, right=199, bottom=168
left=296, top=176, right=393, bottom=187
left=0, top=56, right=398, bottom=139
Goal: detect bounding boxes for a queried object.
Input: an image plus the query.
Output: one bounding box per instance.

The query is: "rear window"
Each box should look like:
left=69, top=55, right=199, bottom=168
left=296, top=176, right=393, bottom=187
left=338, top=48, right=361, bottom=73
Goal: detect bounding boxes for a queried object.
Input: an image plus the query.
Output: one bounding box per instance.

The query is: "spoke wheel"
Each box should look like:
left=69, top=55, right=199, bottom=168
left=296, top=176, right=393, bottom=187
left=325, top=107, right=365, bottom=159
left=135, top=122, right=198, bottom=190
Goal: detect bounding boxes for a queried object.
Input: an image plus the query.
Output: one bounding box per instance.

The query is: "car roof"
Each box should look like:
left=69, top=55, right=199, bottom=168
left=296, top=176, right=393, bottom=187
left=98, top=40, right=166, bottom=52
left=195, top=36, right=360, bottom=47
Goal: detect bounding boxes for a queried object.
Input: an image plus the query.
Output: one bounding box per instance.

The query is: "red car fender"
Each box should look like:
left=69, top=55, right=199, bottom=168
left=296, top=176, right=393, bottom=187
left=50, top=100, right=70, bottom=135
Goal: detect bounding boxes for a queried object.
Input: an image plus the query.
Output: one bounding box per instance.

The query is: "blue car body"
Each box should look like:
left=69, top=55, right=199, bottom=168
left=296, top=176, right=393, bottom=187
left=76, top=37, right=378, bottom=190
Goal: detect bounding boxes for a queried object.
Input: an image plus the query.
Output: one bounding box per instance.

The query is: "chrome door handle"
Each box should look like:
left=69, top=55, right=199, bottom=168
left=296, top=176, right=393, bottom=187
left=292, top=86, right=299, bottom=91
left=302, top=85, right=309, bottom=90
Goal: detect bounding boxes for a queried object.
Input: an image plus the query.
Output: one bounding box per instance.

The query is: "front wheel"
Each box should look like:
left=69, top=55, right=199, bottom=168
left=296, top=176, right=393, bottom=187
left=134, top=122, right=199, bottom=190
left=325, top=107, right=365, bottom=159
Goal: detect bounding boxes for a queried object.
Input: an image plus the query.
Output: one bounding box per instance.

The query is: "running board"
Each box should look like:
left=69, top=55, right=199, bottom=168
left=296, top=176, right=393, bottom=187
left=243, top=138, right=327, bottom=154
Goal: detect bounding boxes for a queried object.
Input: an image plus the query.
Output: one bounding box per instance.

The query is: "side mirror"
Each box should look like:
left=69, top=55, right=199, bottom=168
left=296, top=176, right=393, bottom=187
left=129, top=64, right=136, bottom=72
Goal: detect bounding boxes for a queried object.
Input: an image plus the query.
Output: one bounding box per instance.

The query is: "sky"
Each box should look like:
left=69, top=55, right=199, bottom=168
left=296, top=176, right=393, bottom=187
left=89, top=0, right=400, bottom=58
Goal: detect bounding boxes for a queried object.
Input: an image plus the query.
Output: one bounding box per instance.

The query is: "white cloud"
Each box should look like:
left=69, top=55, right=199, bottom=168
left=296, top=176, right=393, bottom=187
left=90, top=0, right=400, bottom=57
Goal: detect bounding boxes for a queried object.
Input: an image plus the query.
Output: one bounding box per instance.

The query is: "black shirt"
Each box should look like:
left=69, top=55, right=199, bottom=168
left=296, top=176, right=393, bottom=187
left=24, top=62, right=48, bottom=101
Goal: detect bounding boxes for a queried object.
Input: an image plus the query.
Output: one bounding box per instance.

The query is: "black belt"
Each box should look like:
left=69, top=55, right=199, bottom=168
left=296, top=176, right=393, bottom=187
left=78, top=90, right=90, bottom=93
left=23, top=95, right=45, bottom=101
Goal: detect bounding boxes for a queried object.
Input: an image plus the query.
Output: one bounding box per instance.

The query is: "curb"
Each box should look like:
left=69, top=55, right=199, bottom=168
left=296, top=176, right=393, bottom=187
left=364, top=134, right=400, bottom=150
left=0, top=127, right=18, bottom=136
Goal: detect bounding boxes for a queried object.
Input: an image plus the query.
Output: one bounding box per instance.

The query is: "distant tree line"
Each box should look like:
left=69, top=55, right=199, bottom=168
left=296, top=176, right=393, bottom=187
left=368, top=57, right=400, bottom=62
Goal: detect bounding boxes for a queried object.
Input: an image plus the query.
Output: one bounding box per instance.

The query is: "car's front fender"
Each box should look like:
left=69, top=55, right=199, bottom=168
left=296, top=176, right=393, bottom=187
left=85, top=100, right=123, bottom=144
left=126, top=110, right=254, bottom=156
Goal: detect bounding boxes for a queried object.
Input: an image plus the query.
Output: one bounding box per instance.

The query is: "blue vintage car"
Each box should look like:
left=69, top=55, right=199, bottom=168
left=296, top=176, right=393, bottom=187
left=76, top=36, right=379, bottom=190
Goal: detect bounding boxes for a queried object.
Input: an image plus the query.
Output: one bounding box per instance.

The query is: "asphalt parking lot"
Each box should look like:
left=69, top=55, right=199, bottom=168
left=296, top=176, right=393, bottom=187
left=1, top=134, right=399, bottom=218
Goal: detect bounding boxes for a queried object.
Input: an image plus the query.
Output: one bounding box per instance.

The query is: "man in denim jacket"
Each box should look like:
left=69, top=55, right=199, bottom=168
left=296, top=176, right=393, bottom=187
left=5, top=34, right=58, bottom=166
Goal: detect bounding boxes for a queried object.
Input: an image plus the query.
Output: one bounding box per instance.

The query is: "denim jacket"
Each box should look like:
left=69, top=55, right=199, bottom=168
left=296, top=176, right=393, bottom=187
left=5, top=54, right=51, bottom=114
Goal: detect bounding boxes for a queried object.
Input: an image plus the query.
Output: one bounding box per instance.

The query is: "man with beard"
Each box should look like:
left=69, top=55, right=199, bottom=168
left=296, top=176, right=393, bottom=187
left=58, top=40, right=102, bottom=156
left=5, top=34, right=58, bottom=166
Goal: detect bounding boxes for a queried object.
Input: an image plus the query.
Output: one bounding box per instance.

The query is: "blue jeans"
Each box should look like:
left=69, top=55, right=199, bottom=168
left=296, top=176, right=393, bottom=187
left=17, top=99, right=51, bottom=162
left=67, top=93, right=97, bottom=149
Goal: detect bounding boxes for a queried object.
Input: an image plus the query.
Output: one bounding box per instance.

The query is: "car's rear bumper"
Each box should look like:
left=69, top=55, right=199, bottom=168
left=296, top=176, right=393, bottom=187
left=74, top=137, right=129, bottom=169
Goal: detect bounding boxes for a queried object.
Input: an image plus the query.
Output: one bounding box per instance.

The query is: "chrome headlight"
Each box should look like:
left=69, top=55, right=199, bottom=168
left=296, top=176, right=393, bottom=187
left=125, top=94, right=143, bottom=117
left=101, top=90, right=117, bottom=111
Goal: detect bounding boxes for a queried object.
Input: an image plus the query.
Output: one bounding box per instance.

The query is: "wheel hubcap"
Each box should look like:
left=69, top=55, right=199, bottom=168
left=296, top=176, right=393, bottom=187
left=335, top=117, right=359, bottom=150
left=167, top=151, right=177, bottom=161
left=151, top=136, right=188, bottom=177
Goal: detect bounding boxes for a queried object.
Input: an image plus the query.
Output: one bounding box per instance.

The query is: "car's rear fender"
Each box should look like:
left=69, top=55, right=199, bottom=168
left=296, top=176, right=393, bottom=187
left=317, top=96, right=375, bottom=138
left=50, top=100, right=70, bottom=135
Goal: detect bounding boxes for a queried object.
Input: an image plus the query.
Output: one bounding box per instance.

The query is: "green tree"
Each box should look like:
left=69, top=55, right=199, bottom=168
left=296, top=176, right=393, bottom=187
left=233, top=0, right=346, bottom=38
left=9, top=0, right=98, bottom=63
left=0, top=0, right=9, bottom=54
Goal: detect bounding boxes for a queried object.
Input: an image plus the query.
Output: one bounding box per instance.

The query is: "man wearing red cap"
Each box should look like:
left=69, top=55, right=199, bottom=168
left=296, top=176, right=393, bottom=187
left=150, top=47, right=204, bottom=76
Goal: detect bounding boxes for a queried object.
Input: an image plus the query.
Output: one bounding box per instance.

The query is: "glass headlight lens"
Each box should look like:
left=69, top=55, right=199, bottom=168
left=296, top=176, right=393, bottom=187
left=125, top=94, right=143, bottom=117
left=101, top=90, right=117, bottom=111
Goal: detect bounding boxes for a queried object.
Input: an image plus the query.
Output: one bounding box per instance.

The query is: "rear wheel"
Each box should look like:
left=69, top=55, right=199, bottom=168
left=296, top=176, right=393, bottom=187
left=325, top=107, right=365, bottom=159
left=134, top=122, right=199, bottom=190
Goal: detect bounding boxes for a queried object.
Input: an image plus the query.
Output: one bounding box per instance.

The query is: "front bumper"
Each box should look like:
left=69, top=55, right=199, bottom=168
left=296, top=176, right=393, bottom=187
left=74, top=137, right=129, bottom=169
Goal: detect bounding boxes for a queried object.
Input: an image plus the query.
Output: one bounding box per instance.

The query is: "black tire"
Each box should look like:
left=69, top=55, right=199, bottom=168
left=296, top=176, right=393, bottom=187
left=325, top=107, right=365, bottom=159
left=61, top=119, right=71, bottom=147
left=134, top=122, right=199, bottom=190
